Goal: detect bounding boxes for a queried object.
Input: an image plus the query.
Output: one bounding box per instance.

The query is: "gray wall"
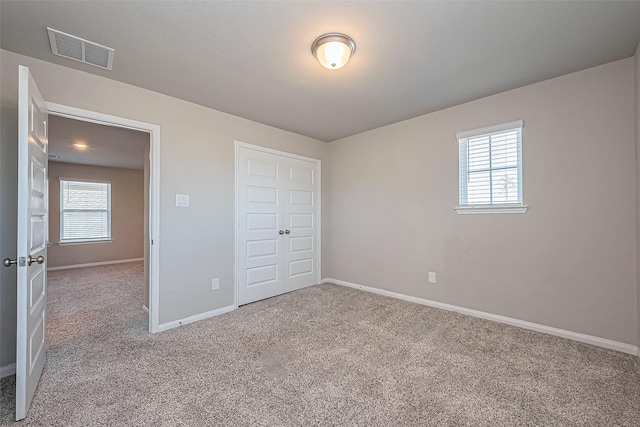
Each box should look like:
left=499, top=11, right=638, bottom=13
left=47, top=162, right=144, bottom=268
left=325, top=58, right=638, bottom=345
left=0, top=49, right=330, bottom=368
left=0, top=104, right=18, bottom=369
left=636, top=40, right=640, bottom=351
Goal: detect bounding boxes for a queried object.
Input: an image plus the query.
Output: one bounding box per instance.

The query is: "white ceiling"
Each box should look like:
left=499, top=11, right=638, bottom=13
left=49, top=115, right=148, bottom=170
left=2, top=1, right=640, bottom=142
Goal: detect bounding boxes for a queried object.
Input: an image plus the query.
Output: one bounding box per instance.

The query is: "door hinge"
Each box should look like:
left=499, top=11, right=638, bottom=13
left=151, top=239, right=154, bottom=245
left=18, top=257, right=26, bottom=267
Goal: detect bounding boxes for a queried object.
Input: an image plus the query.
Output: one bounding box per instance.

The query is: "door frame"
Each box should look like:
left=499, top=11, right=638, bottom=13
left=234, top=141, right=321, bottom=308
left=45, top=102, right=162, bottom=333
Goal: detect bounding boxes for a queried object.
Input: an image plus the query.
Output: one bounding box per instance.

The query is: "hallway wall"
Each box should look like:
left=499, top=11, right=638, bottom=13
left=47, top=162, right=144, bottom=268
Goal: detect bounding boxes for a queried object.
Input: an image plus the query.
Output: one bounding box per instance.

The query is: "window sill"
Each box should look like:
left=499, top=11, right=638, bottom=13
left=58, top=239, right=113, bottom=246
left=455, top=204, right=528, bottom=215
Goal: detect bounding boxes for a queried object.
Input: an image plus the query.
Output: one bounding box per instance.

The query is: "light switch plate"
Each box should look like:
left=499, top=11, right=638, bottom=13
left=428, top=272, right=436, bottom=284
left=176, top=194, right=190, bottom=207
left=211, top=278, right=220, bottom=290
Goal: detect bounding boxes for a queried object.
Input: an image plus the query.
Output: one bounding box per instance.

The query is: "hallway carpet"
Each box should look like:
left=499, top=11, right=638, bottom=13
left=1, top=262, right=639, bottom=426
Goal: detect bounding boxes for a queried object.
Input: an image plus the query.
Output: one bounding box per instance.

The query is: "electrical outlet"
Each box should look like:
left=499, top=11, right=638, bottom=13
left=211, top=278, right=220, bottom=290
left=428, top=272, right=436, bottom=284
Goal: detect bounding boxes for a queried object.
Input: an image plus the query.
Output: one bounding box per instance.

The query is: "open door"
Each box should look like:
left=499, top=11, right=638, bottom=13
left=15, top=65, right=48, bottom=420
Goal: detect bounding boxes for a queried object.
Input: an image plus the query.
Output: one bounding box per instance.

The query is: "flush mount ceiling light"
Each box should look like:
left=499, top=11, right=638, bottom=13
left=311, top=33, right=356, bottom=70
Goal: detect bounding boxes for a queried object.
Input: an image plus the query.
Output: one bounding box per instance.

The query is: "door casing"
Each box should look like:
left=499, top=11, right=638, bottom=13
left=45, top=102, right=162, bottom=333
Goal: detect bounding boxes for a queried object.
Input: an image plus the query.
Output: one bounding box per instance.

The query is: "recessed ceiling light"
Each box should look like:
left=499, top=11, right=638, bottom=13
left=311, top=33, right=356, bottom=70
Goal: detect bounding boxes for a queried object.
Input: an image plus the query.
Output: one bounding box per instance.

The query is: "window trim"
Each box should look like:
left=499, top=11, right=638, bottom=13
left=454, top=204, right=528, bottom=215
left=58, top=238, right=113, bottom=245
left=455, top=120, right=527, bottom=214
left=59, top=178, right=112, bottom=243
left=455, top=120, right=524, bottom=140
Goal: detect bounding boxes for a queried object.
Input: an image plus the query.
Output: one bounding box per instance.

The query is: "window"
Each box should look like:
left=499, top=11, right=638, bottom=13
left=60, top=179, right=111, bottom=242
left=455, top=120, right=527, bottom=214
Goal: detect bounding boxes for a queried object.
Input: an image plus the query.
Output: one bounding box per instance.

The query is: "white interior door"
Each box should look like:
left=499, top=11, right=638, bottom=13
left=237, top=148, right=284, bottom=305
left=237, top=144, right=319, bottom=305
left=15, top=65, right=49, bottom=421
left=284, top=157, right=319, bottom=292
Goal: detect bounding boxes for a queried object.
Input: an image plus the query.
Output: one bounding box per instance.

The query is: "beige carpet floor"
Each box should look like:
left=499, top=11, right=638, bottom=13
left=1, top=261, right=639, bottom=426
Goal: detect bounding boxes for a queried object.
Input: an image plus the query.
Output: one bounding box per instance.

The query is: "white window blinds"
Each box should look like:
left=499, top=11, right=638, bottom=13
left=60, top=180, right=111, bottom=242
left=458, top=121, right=523, bottom=207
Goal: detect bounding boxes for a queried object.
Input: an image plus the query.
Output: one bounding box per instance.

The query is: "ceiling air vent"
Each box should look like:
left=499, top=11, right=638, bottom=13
left=47, top=27, right=114, bottom=70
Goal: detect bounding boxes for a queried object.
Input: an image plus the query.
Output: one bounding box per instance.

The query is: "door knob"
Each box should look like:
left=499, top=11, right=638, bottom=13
left=285, top=230, right=290, bottom=234
left=278, top=230, right=285, bottom=235
left=3, top=258, right=17, bottom=268
left=27, top=255, right=44, bottom=266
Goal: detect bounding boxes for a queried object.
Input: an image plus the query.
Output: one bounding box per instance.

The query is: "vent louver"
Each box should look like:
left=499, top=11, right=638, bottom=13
left=47, top=27, right=114, bottom=70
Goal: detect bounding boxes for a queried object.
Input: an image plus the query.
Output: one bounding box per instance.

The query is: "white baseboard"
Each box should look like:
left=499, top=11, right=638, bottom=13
left=323, top=278, right=638, bottom=356
left=0, top=363, right=16, bottom=378
left=47, top=258, right=144, bottom=271
left=158, top=305, right=236, bottom=332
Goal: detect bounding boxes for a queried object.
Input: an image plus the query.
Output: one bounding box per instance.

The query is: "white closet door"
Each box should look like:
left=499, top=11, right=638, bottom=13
left=283, top=157, right=318, bottom=292
left=237, top=144, right=320, bottom=305
left=237, top=148, right=285, bottom=305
